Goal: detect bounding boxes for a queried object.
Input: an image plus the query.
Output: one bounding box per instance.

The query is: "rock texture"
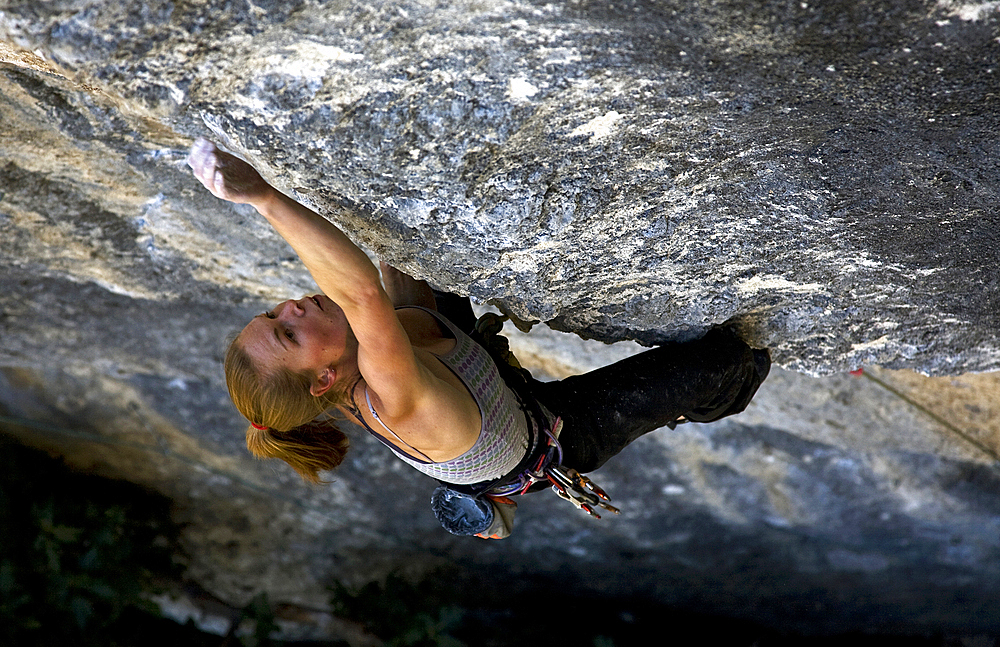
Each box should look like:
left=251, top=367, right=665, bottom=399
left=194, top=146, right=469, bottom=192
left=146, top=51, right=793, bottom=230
left=3, top=0, right=999, bottom=374
left=1, top=0, right=1000, bottom=640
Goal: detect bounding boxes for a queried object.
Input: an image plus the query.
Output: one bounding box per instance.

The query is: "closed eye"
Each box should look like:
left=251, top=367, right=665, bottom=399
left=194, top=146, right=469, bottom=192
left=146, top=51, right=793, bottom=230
left=264, top=311, right=276, bottom=319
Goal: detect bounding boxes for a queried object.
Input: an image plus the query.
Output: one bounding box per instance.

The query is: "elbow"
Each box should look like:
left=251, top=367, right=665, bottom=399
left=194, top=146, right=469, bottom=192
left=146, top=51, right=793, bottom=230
left=346, top=277, right=390, bottom=313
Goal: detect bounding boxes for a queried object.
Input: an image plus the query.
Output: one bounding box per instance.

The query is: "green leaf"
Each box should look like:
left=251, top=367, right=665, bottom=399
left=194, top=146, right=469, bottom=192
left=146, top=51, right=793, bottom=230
left=79, top=547, right=100, bottom=571
left=51, top=524, right=84, bottom=543
left=0, top=559, right=14, bottom=596
left=70, top=595, right=93, bottom=629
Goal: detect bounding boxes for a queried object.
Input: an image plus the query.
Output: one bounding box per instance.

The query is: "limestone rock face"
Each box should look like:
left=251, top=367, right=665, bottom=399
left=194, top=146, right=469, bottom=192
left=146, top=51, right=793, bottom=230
left=3, top=0, right=998, bottom=375
left=1, top=0, right=1000, bottom=639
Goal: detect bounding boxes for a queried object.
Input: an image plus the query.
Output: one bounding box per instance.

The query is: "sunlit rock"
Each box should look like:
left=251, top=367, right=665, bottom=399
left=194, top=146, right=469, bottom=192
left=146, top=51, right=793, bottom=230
left=1, top=0, right=999, bottom=638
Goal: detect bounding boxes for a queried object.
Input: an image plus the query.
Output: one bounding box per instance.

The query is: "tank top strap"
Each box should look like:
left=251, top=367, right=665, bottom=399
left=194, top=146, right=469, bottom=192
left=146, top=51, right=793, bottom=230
left=363, top=386, right=433, bottom=463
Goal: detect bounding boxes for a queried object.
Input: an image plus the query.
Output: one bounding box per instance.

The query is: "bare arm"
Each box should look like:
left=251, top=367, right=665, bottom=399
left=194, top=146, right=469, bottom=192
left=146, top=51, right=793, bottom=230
left=186, top=139, right=433, bottom=417
left=187, top=138, right=382, bottom=311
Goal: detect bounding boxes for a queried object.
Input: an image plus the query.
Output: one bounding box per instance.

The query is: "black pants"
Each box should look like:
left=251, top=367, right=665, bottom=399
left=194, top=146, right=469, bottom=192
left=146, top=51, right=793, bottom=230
left=530, top=328, right=769, bottom=472
left=431, top=292, right=769, bottom=475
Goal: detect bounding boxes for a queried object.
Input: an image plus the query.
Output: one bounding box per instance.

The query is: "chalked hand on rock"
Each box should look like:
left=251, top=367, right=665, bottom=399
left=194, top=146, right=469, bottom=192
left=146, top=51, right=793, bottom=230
left=186, top=138, right=270, bottom=205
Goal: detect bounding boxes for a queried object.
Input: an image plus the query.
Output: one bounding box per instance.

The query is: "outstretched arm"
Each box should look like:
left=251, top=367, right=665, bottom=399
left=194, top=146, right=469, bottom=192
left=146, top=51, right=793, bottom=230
left=187, top=139, right=430, bottom=416
left=187, top=138, right=382, bottom=312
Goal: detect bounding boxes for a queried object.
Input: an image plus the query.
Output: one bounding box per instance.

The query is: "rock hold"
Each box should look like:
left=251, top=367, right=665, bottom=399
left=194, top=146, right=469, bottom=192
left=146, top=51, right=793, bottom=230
left=2, top=0, right=1000, bottom=639
left=1, top=0, right=998, bottom=375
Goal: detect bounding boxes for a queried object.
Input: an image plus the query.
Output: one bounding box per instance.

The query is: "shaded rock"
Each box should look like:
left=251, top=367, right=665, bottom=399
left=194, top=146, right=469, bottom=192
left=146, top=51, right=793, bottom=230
left=1, top=0, right=1000, bottom=641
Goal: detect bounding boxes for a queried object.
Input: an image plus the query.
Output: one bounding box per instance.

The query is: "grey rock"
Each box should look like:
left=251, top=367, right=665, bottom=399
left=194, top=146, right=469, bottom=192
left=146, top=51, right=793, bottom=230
left=1, top=0, right=1000, bottom=639
left=3, top=0, right=998, bottom=375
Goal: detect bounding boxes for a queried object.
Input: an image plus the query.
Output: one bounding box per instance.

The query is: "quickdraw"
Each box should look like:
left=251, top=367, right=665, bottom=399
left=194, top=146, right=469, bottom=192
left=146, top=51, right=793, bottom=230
left=473, top=312, right=620, bottom=519
left=488, top=419, right=620, bottom=519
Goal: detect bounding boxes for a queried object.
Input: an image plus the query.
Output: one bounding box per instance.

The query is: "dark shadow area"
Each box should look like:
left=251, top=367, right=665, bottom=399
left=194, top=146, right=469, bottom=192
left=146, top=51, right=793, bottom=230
left=330, top=568, right=993, bottom=647
left=1, top=431, right=995, bottom=646
left=0, top=435, right=311, bottom=647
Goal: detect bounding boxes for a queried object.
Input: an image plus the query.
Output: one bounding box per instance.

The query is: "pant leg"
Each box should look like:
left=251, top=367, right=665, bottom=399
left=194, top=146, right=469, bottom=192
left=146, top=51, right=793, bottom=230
left=532, top=328, right=770, bottom=473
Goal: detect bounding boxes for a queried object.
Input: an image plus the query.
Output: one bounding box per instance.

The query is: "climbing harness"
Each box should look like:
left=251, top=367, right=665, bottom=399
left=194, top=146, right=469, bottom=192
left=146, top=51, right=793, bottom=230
left=487, top=421, right=620, bottom=518
left=472, top=312, right=621, bottom=519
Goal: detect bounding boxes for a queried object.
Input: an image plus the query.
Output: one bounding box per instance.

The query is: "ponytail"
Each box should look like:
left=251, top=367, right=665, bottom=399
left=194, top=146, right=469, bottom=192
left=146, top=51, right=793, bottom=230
left=246, top=420, right=350, bottom=483
left=225, top=334, right=357, bottom=483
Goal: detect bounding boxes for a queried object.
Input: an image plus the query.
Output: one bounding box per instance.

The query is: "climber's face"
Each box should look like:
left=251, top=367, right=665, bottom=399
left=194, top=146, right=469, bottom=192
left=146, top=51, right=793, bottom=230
left=239, top=294, right=357, bottom=396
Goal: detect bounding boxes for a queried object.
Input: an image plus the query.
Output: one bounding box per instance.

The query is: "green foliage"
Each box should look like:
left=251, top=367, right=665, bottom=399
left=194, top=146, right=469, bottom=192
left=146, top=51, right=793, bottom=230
left=236, top=592, right=281, bottom=647
left=330, top=573, right=468, bottom=647
left=0, top=438, right=183, bottom=647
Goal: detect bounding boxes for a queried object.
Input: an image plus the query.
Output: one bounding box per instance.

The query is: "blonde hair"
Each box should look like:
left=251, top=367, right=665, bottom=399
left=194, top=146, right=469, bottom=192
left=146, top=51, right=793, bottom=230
left=224, top=336, right=354, bottom=483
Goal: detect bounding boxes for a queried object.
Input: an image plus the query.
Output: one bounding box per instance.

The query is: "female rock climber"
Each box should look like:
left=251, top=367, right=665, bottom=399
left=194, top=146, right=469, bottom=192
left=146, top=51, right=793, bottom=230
left=187, top=137, right=770, bottom=539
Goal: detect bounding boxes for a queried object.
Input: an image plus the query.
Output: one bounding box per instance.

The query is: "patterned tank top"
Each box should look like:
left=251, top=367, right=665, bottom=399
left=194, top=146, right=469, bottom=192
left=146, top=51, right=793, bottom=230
left=357, top=307, right=530, bottom=485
